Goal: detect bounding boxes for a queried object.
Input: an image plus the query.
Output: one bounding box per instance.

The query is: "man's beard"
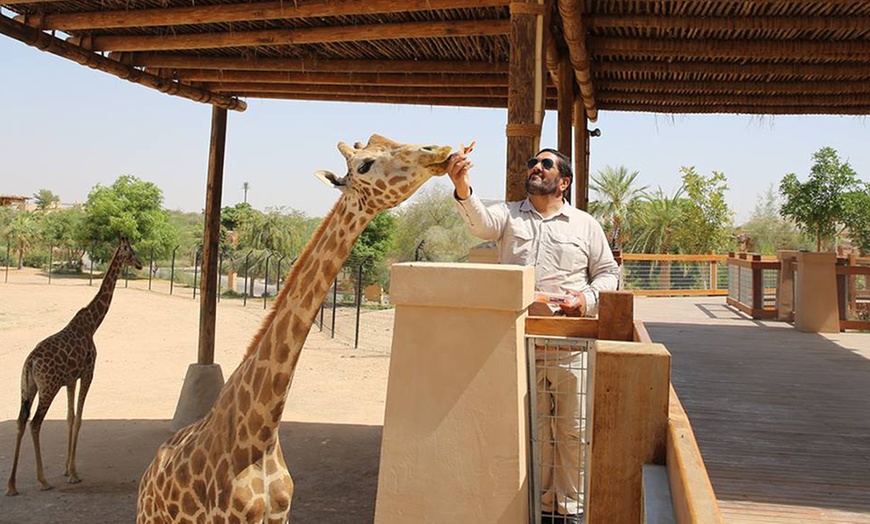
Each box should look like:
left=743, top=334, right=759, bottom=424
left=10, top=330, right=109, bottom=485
left=525, top=174, right=562, bottom=196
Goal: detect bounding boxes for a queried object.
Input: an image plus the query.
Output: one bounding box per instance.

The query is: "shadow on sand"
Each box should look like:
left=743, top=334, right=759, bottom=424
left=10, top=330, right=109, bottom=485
left=0, top=419, right=382, bottom=523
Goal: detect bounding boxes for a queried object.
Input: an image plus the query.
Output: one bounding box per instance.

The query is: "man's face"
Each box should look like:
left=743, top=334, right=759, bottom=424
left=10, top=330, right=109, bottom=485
left=525, top=152, right=564, bottom=197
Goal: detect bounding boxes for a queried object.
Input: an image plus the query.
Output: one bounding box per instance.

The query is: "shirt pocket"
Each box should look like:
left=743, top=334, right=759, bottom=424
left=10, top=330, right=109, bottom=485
left=508, top=224, right=535, bottom=264
left=552, top=233, right=585, bottom=270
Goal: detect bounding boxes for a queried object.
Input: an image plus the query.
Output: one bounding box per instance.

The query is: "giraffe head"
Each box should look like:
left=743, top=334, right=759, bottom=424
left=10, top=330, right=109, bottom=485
left=315, top=134, right=452, bottom=212
left=118, top=237, right=144, bottom=270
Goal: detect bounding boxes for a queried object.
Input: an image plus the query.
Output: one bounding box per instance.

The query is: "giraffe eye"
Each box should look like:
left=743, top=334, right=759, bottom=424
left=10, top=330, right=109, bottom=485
left=357, top=159, right=375, bottom=174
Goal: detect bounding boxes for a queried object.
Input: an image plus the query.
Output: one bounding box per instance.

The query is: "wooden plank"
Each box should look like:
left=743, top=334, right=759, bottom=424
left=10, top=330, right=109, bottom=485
left=524, top=316, right=598, bottom=338
left=666, top=386, right=725, bottom=524
left=623, top=254, right=727, bottom=262
left=587, top=341, right=670, bottom=524
left=33, top=0, right=509, bottom=30
left=633, top=289, right=729, bottom=297
left=598, top=290, right=634, bottom=341
left=840, top=320, right=870, bottom=331
left=89, top=19, right=510, bottom=52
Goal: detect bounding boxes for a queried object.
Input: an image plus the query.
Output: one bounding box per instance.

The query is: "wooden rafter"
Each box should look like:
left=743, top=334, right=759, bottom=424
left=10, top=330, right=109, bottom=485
left=587, top=14, right=870, bottom=32
left=26, top=0, right=508, bottom=31
left=602, top=102, right=870, bottom=116
left=84, top=19, right=510, bottom=52
left=594, top=60, right=870, bottom=79
left=597, top=92, right=870, bottom=107
left=590, top=37, right=870, bottom=60
left=125, top=54, right=510, bottom=74
left=597, top=79, right=870, bottom=95
left=174, top=70, right=509, bottom=87
left=235, top=92, right=558, bottom=110
left=0, top=14, right=245, bottom=111
left=204, top=83, right=527, bottom=98
left=557, top=0, right=597, bottom=122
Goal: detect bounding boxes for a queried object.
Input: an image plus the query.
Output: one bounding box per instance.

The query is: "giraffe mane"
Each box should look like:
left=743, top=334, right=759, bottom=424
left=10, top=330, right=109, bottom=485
left=241, top=198, right=342, bottom=361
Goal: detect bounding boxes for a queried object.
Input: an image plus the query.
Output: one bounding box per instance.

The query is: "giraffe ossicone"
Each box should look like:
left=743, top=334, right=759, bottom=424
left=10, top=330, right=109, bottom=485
left=7, top=237, right=142, bottom=496
left=136, top=135, right=453, bottom=523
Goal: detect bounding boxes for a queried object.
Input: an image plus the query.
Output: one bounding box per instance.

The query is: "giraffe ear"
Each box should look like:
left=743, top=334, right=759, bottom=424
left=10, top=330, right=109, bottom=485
left=367, top=134, right=400, bottom=148
left=314, top=170, right=346, bottom=190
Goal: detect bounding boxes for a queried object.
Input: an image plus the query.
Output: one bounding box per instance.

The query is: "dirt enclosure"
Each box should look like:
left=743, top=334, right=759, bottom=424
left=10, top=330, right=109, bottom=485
left=0, top=269, right=395, bottom=523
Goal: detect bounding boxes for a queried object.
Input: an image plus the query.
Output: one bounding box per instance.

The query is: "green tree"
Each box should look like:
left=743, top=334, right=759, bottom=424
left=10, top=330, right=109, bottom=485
left=32, top=189, right=60, bottom=211
left=5, top=211, right=41, bottom=269
left=676, top=166, right=733, bottom=254
left=740, top=186, right=811, bottom=254
left=589, top=165, right=647, bottom=249
left=780, top=146, right=864, bottom=251
left=40, top=206, right=87, bottom=270
left=391, top=184, right=477, bottom=263
left=627, top=187, right=685, bottom=255
left=350, top=211, right=398, bottom=287
left=82, top=175, right=177, bottom=262
left=843, top=184, right=870, bottom=255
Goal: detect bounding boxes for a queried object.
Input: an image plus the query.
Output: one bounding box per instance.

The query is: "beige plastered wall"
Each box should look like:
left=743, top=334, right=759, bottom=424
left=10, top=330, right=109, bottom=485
left=794, top=251, right=839, bottom=333
left=374, top=262, right=534, bottom=524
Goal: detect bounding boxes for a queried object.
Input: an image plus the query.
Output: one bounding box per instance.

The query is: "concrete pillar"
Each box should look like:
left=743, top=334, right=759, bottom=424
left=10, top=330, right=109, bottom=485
left=775, top=250, right=798, bottom=322
left=375, top=262, right=535, bottom=524
left=794, top=251, right=839, bottom=333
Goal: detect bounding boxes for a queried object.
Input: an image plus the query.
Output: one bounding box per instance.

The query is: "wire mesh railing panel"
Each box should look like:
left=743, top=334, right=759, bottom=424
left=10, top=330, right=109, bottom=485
left=526, top=335, right=592, bottom=524
left=622, top=260, right=722, bottom=294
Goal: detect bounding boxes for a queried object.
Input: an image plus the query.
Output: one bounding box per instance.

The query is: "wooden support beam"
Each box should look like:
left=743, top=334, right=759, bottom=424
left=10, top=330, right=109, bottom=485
left=598, top=91, right=870, bottom=107
left=573, top=99, right=588, bottom=211
left=556, top=54, right=574, bottom=202
left=175, top=69, right=509, bottom=86
left=594, top=60, right=870, bottom=79
left=204, top=82, right=524, bottom=98
left=557, top=0, right=598, bottom=122
left=126, top=54, right=510, bottom=74
left=601, top=102, right=870, bottom=115
left=86, top=19, right=510, bottom=52
left=29, top=0, right=509, bottom=30
left=587, top=14, right=870, bottom=32
left=506, top=0, right=546, bottom=202
left=198, top=106, right=227, bottom=366
left=0, top=14, right=245, bottom=111
left=590, top=37, right=870, bottom=60
left=597, top=79, right=870, bottom=95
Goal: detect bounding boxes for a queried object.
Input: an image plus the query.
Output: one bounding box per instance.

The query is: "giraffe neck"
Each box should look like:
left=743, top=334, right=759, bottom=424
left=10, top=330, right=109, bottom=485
left=77, top=247, right=125, bottom=333
left=226, top=195, right=376, bottom=442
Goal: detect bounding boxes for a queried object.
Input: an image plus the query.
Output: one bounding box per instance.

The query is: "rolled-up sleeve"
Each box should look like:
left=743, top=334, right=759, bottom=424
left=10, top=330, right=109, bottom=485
left=582, top=223, right=620, bottom=315
left=454, top=191, right=508, bottom=241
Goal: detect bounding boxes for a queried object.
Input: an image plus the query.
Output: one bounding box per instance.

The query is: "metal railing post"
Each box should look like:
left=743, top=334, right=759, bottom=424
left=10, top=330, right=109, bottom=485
left=170, top=245, right=179, bottom=295
left=148, top=246, right=154, bottom=290
left=193, top=249, right=201, bottom=298
left=47, top=245, right=53, bottom=284
left=4, top=241, right=9, bottom=283
left=217, top=252, right=223, bottom=302
left=89, top=240, right=96, bottom=286
left=264, top=251, right=275, bottom=309
left=243, top=250, right=252, bottom=306
left=354, top=259, right=367, bottom=348
left=275, top=254, right=287, bottom=293
left=331, top=276, right=338, bottom=338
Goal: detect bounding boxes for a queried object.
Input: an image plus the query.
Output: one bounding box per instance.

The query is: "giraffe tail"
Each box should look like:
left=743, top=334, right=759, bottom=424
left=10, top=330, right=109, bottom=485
left=18, top=358, right=36, bottom=423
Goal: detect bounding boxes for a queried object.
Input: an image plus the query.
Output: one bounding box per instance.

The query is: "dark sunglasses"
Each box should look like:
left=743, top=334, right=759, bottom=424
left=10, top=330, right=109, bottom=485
left=526, top=157, right=555, bottom=170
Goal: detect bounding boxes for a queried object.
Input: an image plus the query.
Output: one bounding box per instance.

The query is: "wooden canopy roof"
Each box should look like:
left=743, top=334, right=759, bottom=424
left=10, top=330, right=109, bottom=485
left=2, top=0, right=870, bottom=118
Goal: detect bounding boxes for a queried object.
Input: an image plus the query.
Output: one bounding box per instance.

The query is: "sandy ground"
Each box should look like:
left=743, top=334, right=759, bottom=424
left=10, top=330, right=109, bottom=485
left=0, top=268, right=393, bottom=524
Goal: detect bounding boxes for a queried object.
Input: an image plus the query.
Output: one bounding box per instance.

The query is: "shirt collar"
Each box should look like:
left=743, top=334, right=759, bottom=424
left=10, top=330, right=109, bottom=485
left=521, top=197, right=572, bottom=219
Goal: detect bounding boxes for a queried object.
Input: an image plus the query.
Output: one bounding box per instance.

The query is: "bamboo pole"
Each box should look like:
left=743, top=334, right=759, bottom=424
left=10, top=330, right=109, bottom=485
left=556, top=54, right=574, bottom=165
left=557, top=0, right=597, bottom=122
left=600, top=102, right=870, bottom=115
left=28, top=0, right=509, bottom=30
left=573, top=99, right=588, bottom=210
left=597, top=79, right=870, bottom=95
left=590, top=37, right=870, bottom=60
left=127, top=54, right=510, bottom=74
left=598, top=92, right=870, bottom=107
left=86, top=19, right=510, bottom=52
left=0, top=14, right=245, bottom=111
left=236, top=91, right=558, bottom=109
left=175, top=70, right=510, bottom=86
left=595, top=60, right=870, bottom=79
left=203, top=82, right=534, bottom=98
left=587, top=14, right=870, bottom=32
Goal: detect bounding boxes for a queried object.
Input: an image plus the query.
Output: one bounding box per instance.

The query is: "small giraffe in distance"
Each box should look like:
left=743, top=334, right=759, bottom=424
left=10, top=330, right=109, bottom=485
left=136, top=135, right=455, bottom=523
left=7, top=237, right=143, bottom=496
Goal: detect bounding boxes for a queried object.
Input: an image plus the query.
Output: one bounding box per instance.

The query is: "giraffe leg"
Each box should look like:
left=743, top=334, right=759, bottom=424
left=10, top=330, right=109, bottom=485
left=67, top=373, right=92, bottom=484
left=6, top=396, right=33, bottom=496
left=30, top=389, right=59, bottom=491
left=63, top=382, right=77, bottom=478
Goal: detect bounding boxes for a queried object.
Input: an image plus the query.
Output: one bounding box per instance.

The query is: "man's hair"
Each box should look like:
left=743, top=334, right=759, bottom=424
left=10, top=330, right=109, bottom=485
left=535, top=148, right=573, bottom=183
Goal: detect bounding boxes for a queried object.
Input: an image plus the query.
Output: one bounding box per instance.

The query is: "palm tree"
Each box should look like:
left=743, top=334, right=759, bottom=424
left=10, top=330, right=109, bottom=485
left=6, top=211, right=40, bottom=269
left=627, top=187, right=686, bottom=288
left=589, top=165, right=647, bottom=249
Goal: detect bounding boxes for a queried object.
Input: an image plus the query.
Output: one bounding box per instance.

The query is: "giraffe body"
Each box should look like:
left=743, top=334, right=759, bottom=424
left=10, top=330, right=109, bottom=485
left=6, top=238, right=142, bottom=496
left=137, top=135, right=453, bottom=523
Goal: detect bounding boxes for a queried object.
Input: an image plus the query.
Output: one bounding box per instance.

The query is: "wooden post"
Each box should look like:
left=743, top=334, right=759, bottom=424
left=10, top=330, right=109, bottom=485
left=198, top=106, right=227, bottom=365
left=597, top=290, right=634, bottom=341
left=573, top=99, right=589, bottom=210
left=557, top=54, right=574, bottom=205
left=506, top=0, right=546, bottom=202
left=751, top=254, right=763, bottom=315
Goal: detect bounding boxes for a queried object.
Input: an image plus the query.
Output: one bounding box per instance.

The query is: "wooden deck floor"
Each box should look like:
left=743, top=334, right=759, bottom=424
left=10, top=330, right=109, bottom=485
left=635, top=296, right=870, bottom=524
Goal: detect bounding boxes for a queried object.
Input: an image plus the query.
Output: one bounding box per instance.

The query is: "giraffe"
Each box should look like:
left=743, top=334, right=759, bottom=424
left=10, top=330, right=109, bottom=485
left=136, top=134, right=454, bottom=523
left=7, top=237, right=143, bottom=496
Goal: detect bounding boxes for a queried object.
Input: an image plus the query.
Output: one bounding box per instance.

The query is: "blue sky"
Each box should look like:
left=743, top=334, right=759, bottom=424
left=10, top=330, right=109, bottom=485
left=2, top=34, right=868, bottom=224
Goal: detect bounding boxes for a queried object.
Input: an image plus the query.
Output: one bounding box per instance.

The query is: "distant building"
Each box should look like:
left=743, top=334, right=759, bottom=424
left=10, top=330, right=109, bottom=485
left=0, top=195, right=29, bottom=210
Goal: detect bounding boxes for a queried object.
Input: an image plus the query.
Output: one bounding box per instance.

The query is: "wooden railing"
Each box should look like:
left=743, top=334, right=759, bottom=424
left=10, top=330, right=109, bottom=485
left=725, top=252, right=780, bottom=319
left=621, top=253, right=728, bottom=296
left=836, top=255, right=870, bottom=331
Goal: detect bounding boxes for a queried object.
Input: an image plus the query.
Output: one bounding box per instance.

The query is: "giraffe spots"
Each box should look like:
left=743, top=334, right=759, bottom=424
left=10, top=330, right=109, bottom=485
left=190, top=448, right=206, bottom=474
left=248, top=409, right=265, bottom=438
left=272, top=372, right=290, bottom=396
left=275, top=312, right=290, bottom=338
left=323, top=232, right=337, bottom=253
left=232, top=447, right=251, bottom=474
left=270, top=402, right=283, bottom=424
left=176, top=462, right=191, bottom=487
left=251, top=366, right=266, bottom=395
left=251, top=476, right=264, bottom=493
left=245, top=498, right=266, bottom=522
left=389, top=176, right=404, bottom=185
left=167, top=502, right=180, bottom=520
left=192, top=478, right=207, bottom=506
left=401, top=165, right=410, bottom=172
left=181, top=491, right=198, bottom=515
left=275, top=341, right=290, bottom=364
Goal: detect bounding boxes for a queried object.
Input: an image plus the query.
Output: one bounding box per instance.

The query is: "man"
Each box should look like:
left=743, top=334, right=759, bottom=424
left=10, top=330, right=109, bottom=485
left=447, top=146, right=620, bottom=524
